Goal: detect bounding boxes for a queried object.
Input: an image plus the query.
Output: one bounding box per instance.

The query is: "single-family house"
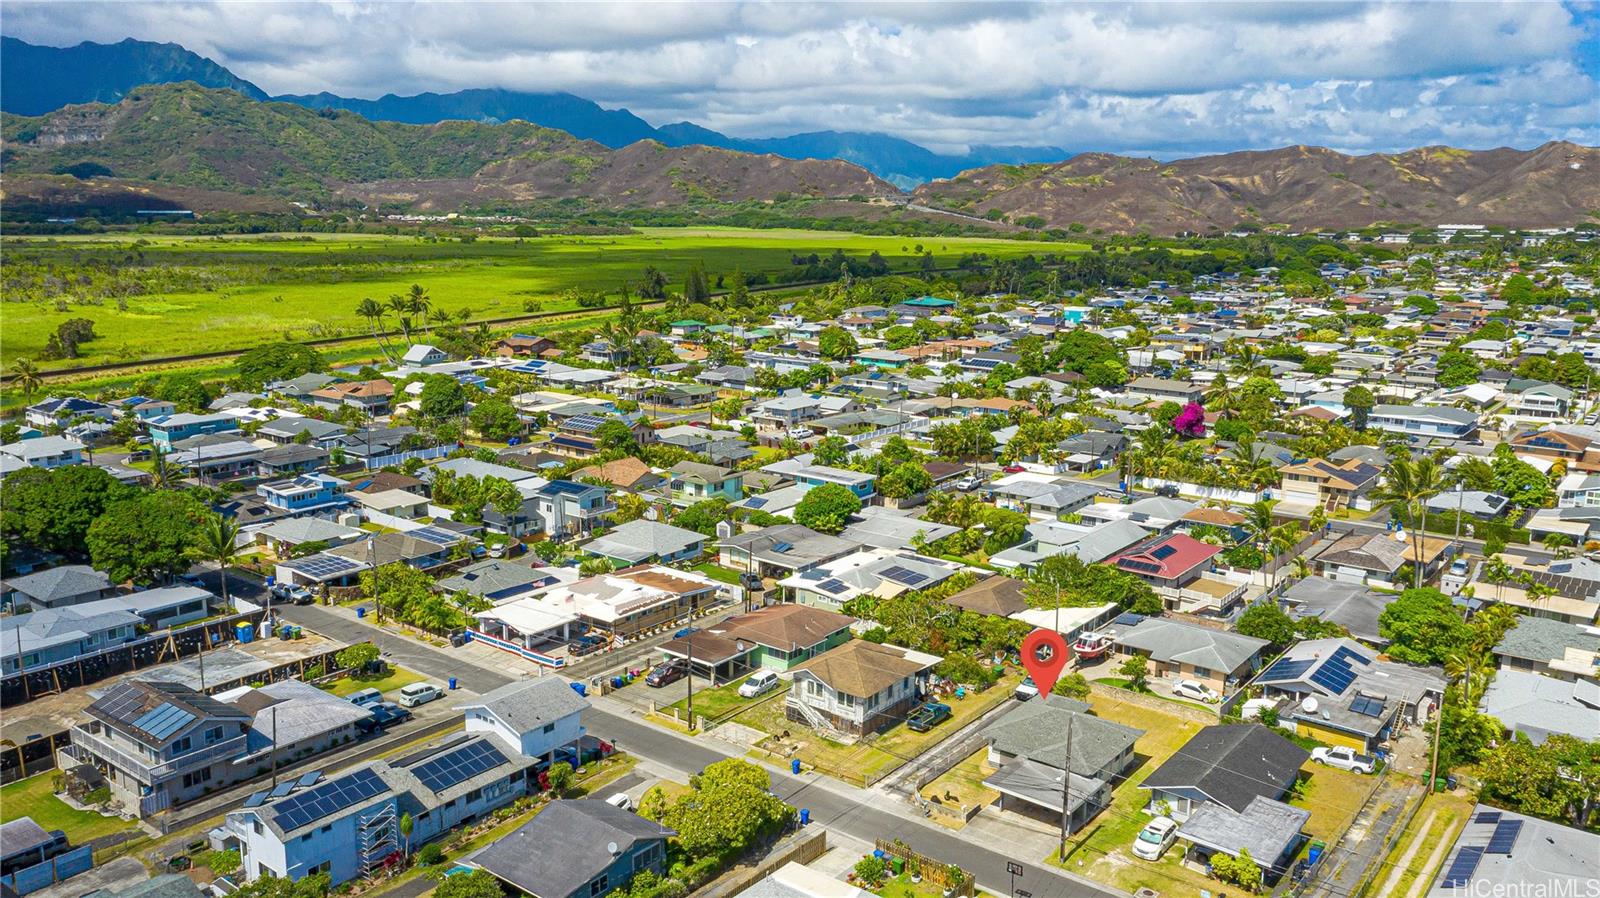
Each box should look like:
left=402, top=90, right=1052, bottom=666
left=787, top=640, right=939, bottom=737
left=2, top=565, right=113, bottom=612
left=1255, top=637, right=1445, bottom=752
left=1140, top=724, right=1308, bottom=822
left=146, top=413, right=240, bottom=451
left=1109, top=616, right=1269, bottom=693
left=1314, top=531, right=1454, bottom=588
left=467, top=801, right=674, bottom=898
left=667, top=461, right=744, bottom=506
left=581, top=519, right=705, bottom=566
left=458, top=677, right=590, bottom=762
left=1424, top=806, right=1600, bottom=898
left=981, top=696, right=1144, bottom=830
left=657, top=604, right=855, bottom=682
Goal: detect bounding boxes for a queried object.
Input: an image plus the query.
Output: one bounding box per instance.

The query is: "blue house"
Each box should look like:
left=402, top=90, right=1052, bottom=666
left=469, top=800, right=675, bottom=898
left=1369, top=404, right=1479, bottom=441
left=147, top=413, right=240, bottom=451
left=668, top=461, right=744, bottom=506
left=257, top=474, right=351, bottom=514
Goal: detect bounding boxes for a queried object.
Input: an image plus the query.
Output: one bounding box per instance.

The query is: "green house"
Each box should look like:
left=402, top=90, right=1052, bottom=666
left=656, top=604, right=855, bottom=682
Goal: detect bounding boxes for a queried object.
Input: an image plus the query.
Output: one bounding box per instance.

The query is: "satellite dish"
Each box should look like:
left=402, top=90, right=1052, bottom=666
left=1301, top=696, right=1319, bottom=714
left=607, top=842, right=620, bottom=857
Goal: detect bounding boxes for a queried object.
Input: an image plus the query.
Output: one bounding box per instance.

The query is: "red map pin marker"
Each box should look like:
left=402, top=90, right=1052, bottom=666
left=1021, top=627, right=1070, bottom=697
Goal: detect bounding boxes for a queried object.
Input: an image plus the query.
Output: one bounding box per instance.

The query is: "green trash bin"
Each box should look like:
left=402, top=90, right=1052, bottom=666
left=892, top=858, right=905, bottom=876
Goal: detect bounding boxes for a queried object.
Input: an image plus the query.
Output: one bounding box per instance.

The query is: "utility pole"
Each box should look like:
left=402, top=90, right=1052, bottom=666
left=270, top=706, right=279, bottom=788
left=1058, top=707, right=1075, bottom=862
left=369, top=538, right=382, bottom=624
left=197, top=624, right=207, bottom=691
left=685, top=606, right=696, bottom=732
left=1428, top=685, right=1445, bottom=793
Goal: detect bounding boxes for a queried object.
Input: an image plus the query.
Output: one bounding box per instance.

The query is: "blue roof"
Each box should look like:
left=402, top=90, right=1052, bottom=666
left=903, top=296, right=956, bottom=307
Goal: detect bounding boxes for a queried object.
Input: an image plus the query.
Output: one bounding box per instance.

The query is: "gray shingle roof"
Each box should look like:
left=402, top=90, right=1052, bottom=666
left=3, top=565, right=111, bottom=603
left=469, top=800, right=675, bottom=898
left=983, top=695, right=1143, bottom=778
left=1140, top=724, right=1308, bottom=812
left=582, top=520, right=704, bottom=564
left=1113, top=618, right=1268, bottom=674
left=460, top=677, right=590, bottom=736
left=1493, top=615, right=1600, bottom=665
left=1176, top=795, right=1310, bottom=870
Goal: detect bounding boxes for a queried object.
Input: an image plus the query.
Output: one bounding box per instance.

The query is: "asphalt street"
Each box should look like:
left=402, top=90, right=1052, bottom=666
left=275, top=602, right=1123, bottom=898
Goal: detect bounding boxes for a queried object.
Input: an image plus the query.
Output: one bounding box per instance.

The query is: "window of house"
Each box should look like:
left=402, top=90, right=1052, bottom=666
left=542, top=723, right=555, bottom=733
left=301, top=833, right=313, bottom=842
left=310, top=861, right=331, bottom=876
left=253, top=821, right=263, bottom=835
left=466, top=788, right=482, bottom=803
left=172, top=736, right=192, bottom=754
left=589, top=875, right=609, bottom=897
left=321, top=825, right=332, bottom=834
left=207, top=727, right=224, bottom=743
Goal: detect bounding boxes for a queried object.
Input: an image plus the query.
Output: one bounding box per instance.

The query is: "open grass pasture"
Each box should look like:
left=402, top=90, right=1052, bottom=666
left=2, top=228, right=1082, bottom=369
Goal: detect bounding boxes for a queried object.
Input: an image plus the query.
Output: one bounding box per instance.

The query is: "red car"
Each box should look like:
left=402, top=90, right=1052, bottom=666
left=1003, top=464, right=1025, bottom=473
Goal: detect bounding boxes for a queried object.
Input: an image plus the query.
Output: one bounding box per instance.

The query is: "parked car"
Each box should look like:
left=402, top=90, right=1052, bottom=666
left=604, top=792, right=633, bottom=811
left=1014, top=677, right=1040, bottom=701
left=347, top=688, right=384, bottom=708
left=1153, top=483, right=1181, bottom=498
left=955, top=475, right=983, bottom=491
left=738, top=669, right=780, bottom=698
left=787, top=427, right=815, bottom=440
left=1312, top=746, right=1377, bottom=774
left=674, top=626, right=701, bottom=639
left=362, top=701, right=411, bottom=730
left=397, top=682, right=445, bottom=708
left=285, top=586, right=315, bottom=605
left=1132, top=816, right=1178, bottom=860
left=1003, top=464, right=1026, bottom=474
left=906, top=701, right=952, bottom=732
left=646, top=660, right=688, bottom=688
left=1171, top=679, right=1220, bottom=704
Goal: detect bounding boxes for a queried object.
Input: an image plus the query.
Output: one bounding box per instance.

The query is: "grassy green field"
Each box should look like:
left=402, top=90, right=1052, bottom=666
left=2, top=228, right=1083, bottom=369
left=0, top=772, right=139, bottom=844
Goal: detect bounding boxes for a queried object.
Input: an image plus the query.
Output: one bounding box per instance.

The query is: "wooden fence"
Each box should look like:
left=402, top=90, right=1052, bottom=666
left=873, top=839, right=975, bottom=897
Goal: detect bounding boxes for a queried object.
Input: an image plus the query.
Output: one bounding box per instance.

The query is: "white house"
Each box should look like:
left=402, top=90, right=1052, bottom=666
left=457, top=678, right=590, bottom=763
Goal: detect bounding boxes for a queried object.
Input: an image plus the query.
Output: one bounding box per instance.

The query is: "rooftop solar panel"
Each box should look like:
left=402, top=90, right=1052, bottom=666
left=743, top=498, right=768, bottom=509
left=270, top=767, right=388, bottom=833
left=297, top=772, right=322, bottom=787
left=243, top=791, right=270, bottom=808
left=409, top=526, right=461, bottom=546
left=1258, top=657, right=1315, bottom=682
left=878, top=565, right=930, bottom=587
left=1350, top=695, right=1386, bottom=717
left=1440, top=846, right=1484, bottom=889
left=1474, top=811, right=1502, bottom=824
left=816, top=579, right=851, bottom=595
left=269, top=782, right=296, bottom=798
left=409, top=739, right=509, bottom=793
left=1151, top=544, right=1177, bottom=560
left=132, top=703, right=196, bottom=741
left=1486, top=819, right=1522, bottom=854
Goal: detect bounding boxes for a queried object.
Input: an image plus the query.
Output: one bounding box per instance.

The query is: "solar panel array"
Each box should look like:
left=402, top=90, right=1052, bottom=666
left=1474, top=810, right=1502, bottom=824
left=564, top=415, right=608, bottom=433
left=409, top=526, right=462, bottom=546
left=132, top=703, right=195, bottom=740
left=1257, top=657, right=1315, bottom=682
left=290, top=554, right=363, bottom=578
left=1151, top=544, right=1177, bottom=560
left=95, top=686, right=151, bottom=725
left=269, top=782, right=296, bottom=798
left=816, top=579, right=851, bottom=595
left=1440, top=846, right=1483, bottom=889
left=743, top=497, right=769, bottom=509
left=244, top=791, right=269, bottom=808
left=1309, top=646, right=1371, bottom=695
left=1349, top=695, right=1386, bottom=717
left=298, top=771, right=323, bottom=787
left=1486, top=819, right=1522, bottom=854
left=1119, top=559, right=1162, bottom=575
left=878, top=565, right=929, bottom=588
left=271, top=768, right=388, bottom=832
left=410, top=739, right=509, bottom=793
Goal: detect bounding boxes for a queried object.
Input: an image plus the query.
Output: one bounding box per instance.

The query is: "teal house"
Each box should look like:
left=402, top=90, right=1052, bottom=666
left=667, top=460, right=744, bottom=506
left=896, top=295, right=957, bottom=317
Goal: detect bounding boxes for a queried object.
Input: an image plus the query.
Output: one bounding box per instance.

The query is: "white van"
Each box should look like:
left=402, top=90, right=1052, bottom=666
left=604, top=792, right=632, bottom=811
left=397, top=683, right=445, bottom=708
left=738, top=670, right=780, bottom=698
left=347, top=688, right=384, bottom=708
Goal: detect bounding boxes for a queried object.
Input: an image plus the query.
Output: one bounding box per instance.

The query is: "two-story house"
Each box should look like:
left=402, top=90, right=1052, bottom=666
left=1277, top=457, right=1382, bottom=512
left=528, top=480, right=614, bottom=539
left=257, top=473, right=351, bottom=516
left=63, top=681, right=252, bottom=815
left=457, top=677, right=590, bottom=764
left=786, top=640, right=939, bottom=737
left=146, top=414, right=241, bottom=451
left=792, top=464, right=875, bottom=500
left=1368, top=404, right=1478, bottom=441
left=309, top=380, right=394, bottom=417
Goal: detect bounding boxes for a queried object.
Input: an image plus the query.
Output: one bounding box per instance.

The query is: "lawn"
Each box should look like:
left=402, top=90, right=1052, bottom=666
left=0, top=772, right=139, bottom=844
left=2, top=228, right=1080, bottom=368
left=690, top=562, right=744, bottom=585
left=321, top=665, right=428, bottom=697
left=1291, top=764, right=1379, bottom=845
left=740, top=671, right=1021, bottom=787
left=663, top=679, right=767, bottom=722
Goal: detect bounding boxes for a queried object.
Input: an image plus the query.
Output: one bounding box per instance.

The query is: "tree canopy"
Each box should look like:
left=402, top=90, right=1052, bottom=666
left=1378, top=588, right=1470, bottom=665
left=86, top=491, right=208, bottom=584
left=793, top=483, right=862, bottom=534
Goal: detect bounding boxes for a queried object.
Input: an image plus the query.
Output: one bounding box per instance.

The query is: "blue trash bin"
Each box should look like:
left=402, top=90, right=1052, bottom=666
left=791, top=759, right=801, bottom=775
left=799, top=808, right=810, bottom=826
left=356, top=606, right=366, bottom=619
left=448, top=677, right=458, bottom=690
left=570, top=682, right=587, bottom=697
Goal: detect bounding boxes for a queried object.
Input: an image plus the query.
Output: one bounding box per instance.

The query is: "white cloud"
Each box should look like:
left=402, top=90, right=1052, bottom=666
left=3, top=0, right=1595, bottom=155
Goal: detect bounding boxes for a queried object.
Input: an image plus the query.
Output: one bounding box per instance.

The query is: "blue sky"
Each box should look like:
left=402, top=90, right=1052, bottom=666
left=5, top=1, right=1597, bottom=156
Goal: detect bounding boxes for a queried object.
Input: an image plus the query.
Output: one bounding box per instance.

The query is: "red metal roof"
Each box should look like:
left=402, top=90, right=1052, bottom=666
left=1109, top=533, right=1221, bottom=579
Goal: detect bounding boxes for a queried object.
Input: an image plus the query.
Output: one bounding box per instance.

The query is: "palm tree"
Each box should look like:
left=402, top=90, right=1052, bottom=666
left=1240, top=499, right=1278, bottom=554
left=356, top=297, right=396, bottom=362
left=10, top=358, right=42, bottom=406
left=1444, top=651, right=1485, bottom=710
left=406, top=284, right=433, bottom=333
left=386, top=293, right=415, bottom=345
left=1371, top=456, right=1447, bottom=588
left=198, top=513, right=242, bottom=607
left=150, top=446, right=175, bottom=489
left=1205, top=378, right=1238, bottom=418
left=1290, top=555, right=1312, bottom=580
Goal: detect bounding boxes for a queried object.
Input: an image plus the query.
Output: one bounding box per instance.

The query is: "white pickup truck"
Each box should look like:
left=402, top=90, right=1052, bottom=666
left=1311, top=746, right=1377, bottom=774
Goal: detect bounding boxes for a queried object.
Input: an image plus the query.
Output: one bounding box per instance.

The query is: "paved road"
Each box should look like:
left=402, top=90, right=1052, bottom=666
left=277, top=604, right=1123, bottom=898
